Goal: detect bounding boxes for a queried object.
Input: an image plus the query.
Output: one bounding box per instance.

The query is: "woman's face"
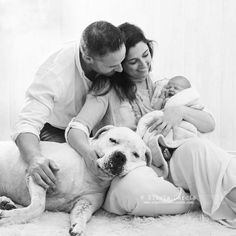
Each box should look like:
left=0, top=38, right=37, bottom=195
left=123, top=41, right=152, bottom=82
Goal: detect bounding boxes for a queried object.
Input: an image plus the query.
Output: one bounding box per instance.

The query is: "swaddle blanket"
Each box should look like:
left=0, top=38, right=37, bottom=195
left=136, top=87, right=204, bottom=178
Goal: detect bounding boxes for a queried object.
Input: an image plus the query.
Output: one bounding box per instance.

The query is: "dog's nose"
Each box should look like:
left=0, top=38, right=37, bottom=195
left=113, top=151, right=126, bottom=163
left=105, top=151, right=126, bottom=176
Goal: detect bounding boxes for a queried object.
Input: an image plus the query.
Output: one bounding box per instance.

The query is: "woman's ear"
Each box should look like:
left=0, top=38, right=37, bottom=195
left=92, top=125, right=114, bottom=140
left=145, top=147, right=152, bottom=166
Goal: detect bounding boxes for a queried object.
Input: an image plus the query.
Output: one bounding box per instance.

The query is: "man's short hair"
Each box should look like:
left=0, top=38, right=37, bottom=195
left=81, top=21, right=124, bottom=57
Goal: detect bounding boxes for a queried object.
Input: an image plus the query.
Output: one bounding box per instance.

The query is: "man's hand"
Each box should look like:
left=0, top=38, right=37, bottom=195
left=27, top=155, right=59, bottom=190
left=148, top=106, right=184, bottom=137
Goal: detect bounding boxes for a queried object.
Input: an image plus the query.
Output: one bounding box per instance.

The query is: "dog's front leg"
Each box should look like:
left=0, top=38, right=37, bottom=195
left=0, top=176, right=46, bottom=225
left=69, top=193, right=104, bottom=236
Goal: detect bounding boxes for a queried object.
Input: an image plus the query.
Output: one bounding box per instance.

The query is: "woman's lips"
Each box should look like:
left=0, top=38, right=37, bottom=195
left=137, top=68, right=148, bottom=73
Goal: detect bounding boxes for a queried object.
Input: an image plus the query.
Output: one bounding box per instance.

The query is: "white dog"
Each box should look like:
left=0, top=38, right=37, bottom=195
left=0, top=126, right=151, bottom=235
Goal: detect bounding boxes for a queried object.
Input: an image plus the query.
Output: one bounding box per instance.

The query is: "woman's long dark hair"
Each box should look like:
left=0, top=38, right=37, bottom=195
left=90, top=22, right=154, bottom=102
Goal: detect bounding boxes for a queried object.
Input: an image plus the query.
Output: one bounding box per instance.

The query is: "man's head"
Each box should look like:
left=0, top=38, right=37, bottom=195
left=165, top=76, right=191, bottom=97
left=80, top=21, right=126, bottom=76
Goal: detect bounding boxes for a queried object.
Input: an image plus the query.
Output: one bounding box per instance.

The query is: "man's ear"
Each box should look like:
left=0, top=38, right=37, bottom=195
left=93, top=125, right=114, bottom=140
left=83, top=54, right=94, bottom=64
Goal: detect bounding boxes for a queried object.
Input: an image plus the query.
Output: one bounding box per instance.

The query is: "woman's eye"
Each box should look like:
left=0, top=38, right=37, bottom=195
left=143, top=53, right=149, bottom=58
left=128, top=60, right=137, bottom=65
left=109, top=138, right=118, bottom=144
left=133, top=152, right=140, bottom=158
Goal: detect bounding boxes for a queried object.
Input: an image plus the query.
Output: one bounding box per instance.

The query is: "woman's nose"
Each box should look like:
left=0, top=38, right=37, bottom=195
left=139, top=59, right=146, bottom=67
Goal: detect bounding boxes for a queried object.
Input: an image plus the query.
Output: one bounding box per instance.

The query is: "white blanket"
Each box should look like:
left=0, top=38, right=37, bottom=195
left=136, top=87, right=204, bottom=178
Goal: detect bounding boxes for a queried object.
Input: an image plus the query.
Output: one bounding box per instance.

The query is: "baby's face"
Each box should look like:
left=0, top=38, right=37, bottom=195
left=165, top=80, right=186, bottom=97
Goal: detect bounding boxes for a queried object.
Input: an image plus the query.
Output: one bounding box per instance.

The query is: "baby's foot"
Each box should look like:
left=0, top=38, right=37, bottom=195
left=162, top=148, right=171, bottom=160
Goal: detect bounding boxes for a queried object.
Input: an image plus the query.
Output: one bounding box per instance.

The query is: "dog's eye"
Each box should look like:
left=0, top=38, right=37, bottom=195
left=109, top=138, right=118, bottom=144
left=133, top=152, right=140, bottom=158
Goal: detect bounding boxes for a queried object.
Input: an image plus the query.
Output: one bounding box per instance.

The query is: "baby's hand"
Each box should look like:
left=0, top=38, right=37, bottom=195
left=159, top=87, right=167, bottom=99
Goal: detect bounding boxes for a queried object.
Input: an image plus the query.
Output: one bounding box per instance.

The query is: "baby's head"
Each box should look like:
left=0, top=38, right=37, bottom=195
left=165, top=76, right=191, bottom=97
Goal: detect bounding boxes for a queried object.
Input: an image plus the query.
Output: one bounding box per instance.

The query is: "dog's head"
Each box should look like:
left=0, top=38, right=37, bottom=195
left=91, top=126, right=152, bottom=177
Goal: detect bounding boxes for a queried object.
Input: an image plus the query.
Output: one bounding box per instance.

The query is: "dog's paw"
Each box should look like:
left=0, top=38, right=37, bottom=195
left=0, top=209, right=12, bottom=225
left=0, top=196, right=16, bottom=210
left=69, top=223, right=86, bottom=236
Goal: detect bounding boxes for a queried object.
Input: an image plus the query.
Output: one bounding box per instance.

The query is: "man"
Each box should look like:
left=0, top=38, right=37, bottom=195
left=12, top=21, right=126, bottom=191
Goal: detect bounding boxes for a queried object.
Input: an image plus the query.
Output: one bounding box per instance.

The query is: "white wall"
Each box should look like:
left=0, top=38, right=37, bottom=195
left=1, top=0, right=236, bottom=150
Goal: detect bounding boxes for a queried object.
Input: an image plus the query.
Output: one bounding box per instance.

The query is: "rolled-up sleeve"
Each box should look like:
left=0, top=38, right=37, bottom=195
left=73, top=93, right=109, bottom=134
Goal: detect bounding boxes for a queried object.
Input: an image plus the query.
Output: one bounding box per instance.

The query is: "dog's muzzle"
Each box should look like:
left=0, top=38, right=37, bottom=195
left=103, top=151, right=126, bottom=176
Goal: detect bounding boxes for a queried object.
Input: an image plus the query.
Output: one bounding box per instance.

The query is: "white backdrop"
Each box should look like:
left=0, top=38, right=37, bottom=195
left=1, top=0, right=236, bottom=150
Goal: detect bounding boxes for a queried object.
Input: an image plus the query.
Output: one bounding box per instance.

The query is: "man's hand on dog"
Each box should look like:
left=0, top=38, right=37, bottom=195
left=27, top=155, right=59, bottom=190
left=27, top=149, right=109, bottom=191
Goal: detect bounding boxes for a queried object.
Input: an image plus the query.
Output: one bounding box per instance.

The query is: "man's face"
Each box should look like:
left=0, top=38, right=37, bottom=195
left=91, top=44, right=126, bottom=76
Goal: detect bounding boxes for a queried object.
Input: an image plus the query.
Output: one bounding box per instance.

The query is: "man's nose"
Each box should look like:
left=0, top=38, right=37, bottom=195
left=114, top=64, right=123, bottom=73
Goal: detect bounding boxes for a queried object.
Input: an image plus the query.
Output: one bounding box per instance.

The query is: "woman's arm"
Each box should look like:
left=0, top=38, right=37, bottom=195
left=181, top=106, right=215, bottom=132
left=148, top=105, right=215, bottom=137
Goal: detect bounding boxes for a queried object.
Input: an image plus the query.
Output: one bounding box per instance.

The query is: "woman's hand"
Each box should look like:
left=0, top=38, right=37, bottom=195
left=148, top=106, right=184, bottom=136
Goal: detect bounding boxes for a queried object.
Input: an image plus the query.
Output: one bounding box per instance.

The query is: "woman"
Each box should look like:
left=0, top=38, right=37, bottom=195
left=66, top=23, right=236, bottom=227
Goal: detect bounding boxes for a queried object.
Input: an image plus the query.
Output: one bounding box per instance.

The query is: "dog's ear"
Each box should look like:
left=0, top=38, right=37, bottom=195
left=93, top=125, right=114, bottom=140
left=145, top=147, right=152, bottom=166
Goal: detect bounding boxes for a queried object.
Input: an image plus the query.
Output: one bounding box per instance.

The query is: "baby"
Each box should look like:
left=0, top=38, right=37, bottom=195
left=137, top=75, right=203, bottom=161
left=152, top=76, right=191, bottom=159
left=153, top=75, right=191, bottom=110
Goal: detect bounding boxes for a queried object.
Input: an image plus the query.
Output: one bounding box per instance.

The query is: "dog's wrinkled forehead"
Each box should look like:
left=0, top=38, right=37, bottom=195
left=93, top=126, right=146, bottom=151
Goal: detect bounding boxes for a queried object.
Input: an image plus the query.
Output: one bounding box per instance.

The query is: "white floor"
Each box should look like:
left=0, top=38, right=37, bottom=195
left=0, top=209, right=235, bottom=236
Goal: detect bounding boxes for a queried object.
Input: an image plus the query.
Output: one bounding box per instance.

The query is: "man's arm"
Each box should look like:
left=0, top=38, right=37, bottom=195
left=66, top=93, right=109, bottom=177
left=67, top=127, right=108, bottom=178
left=67, top=128, right=97, bottom=165
left=16, top=133, right=59, bottom=190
